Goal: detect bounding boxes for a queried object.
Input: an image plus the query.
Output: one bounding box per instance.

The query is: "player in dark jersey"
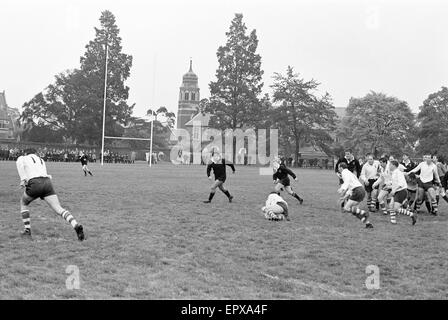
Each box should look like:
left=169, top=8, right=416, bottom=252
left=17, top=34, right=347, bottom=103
left=272, top=160, right=304, bottom=204
left=79, top=152, right=93, bottom=176
left=204, top=153, right=235, bottom=203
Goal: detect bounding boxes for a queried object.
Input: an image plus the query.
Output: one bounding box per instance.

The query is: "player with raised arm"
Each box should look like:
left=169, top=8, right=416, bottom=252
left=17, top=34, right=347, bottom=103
left=203, top=153, right=235, bottom=203
left=272, top=158, right=304, bottom=204
left=337, top=162, right=374, bottom=229
left=16, top=148, right=85, bottom=241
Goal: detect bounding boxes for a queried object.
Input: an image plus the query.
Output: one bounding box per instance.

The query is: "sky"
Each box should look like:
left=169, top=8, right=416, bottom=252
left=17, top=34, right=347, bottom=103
left=1, top=0, right=447, bottom=118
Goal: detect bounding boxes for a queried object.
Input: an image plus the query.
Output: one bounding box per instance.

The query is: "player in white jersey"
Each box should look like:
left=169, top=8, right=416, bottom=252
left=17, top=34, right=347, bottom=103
left=359, top=154, right=380, bottom=212
left=388, top=160, right=417, bottom=225
left=372, top=157, right=392, bottom=215
left=261, top=192, right=289, bottom=221
left=16, top=148, right=85, bottom=240
left=337, top=162, right=373, bottom=229
left=408, top=154, right=441, bottom=215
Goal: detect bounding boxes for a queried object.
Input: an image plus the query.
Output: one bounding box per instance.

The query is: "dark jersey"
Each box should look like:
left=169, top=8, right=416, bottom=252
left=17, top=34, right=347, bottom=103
left=273, top=165, right=297, bottom=186
left=207, top=159, right=235, bottom=181
left=80, top=155, right=88, bottom=166
left=335, top=157, right=361, bottom=178
left=401, top=160, right=416, bottom=173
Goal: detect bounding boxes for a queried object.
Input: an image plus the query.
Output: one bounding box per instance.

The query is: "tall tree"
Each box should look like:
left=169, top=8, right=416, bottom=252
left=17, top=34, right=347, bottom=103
left=20, top=10, right=133, bottom=145
left=416, top=87, right=448, bottom=157
left=206, top=13, right=265, bottom=130
left=337, top=91, right=416, bottom=157
left=271, top=66, right=337, bottom=164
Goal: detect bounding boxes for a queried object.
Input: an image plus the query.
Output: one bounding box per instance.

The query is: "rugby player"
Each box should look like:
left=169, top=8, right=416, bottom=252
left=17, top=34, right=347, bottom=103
left=203, top=153, right=235, bottom=203
left=16, top=149, right=85, bottom=240
left=337, top=163, right=373, bottom=229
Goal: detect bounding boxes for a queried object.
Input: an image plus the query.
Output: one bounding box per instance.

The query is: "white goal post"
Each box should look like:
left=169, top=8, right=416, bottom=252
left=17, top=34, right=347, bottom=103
left=102, top=136, right=153, bottom=166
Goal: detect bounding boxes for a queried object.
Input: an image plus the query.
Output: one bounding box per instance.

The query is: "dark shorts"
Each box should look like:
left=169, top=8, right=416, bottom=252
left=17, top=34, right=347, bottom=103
left=25, top=177, right=56, bottom=200
left=216, top=177, right=226, bottom=183
left=81, top=161, right=88, bottom=166
left=350, top=186, right=365, bottom=202
left=278, top=178, right=291, bottom=187
left=418, top=180, right=434, bottom=191
left=365, top=179, right=378, bottom=192
left=394, top=189, right=408, bottom=204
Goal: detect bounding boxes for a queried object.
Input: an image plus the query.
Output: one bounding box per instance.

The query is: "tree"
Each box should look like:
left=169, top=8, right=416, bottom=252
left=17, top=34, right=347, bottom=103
left=416, top=87, right=448, bottom=157
left=337, top=91, right=416, bottom=157
left=20, top=10, right=133, bottom=145
left=206, top=13, right=266, bottom=130
left=271, top=66, right=337, bottom=164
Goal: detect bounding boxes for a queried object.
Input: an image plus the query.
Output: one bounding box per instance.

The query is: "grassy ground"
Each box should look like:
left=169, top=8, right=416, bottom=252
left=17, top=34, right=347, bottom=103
left=0, top=161, right=447, bottom=299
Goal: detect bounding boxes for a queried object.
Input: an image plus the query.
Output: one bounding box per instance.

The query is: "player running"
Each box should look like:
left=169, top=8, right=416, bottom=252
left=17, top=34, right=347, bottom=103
left=203, top=153, right=235, bottom=203
left=79, top=152, right=93, bottom=176
left=272, top=159, right=304, bottom=204
left=408, top=154, right=441, bottom=215
left=16, top=148, right=85, bottom=241
left=261, top=192, right=289, bottom=221
left=337, top=162, right=374, bottom=229
left=388, top=160, right=417, bottom=225
left=359, top=153, right=379, bottom=212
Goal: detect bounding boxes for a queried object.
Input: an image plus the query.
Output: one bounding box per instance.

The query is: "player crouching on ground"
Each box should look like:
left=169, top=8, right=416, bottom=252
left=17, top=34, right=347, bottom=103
left=16, top=148, right=85, bottom=241
left=262, top=192, right=289, bottom=221
left=337, top=162, right=373, bottom=229
left=388, top=160, right=417, bottom=225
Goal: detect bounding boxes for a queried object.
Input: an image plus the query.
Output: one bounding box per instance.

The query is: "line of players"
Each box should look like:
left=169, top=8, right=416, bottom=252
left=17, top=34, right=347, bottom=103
left=334, top=149, right=446, bottom=229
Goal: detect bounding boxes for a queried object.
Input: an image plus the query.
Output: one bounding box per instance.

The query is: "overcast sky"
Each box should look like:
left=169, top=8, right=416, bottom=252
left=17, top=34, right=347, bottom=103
left=1, top=0, right=447, bottom=118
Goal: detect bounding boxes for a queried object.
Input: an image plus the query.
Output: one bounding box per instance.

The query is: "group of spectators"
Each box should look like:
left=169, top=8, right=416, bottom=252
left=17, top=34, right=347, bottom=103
left=0, top=144, right=98, bottom=162
left=101, top=150, right=136, bottom=164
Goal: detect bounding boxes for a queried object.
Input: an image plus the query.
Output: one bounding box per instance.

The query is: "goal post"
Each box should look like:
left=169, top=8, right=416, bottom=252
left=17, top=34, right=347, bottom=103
left=101, top=136, right=153, bottom=166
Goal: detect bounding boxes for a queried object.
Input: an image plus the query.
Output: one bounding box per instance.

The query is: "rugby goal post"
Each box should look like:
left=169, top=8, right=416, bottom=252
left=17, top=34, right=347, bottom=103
left=102, top=136, right=154, bottom=167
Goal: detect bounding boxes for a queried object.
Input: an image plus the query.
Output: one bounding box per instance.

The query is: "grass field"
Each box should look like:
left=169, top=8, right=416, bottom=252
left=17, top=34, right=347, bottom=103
left=0, top=161, right=447, bottom=300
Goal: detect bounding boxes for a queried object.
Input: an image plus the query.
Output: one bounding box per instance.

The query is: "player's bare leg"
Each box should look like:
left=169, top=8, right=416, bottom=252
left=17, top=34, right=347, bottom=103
left=44, top=195, right=85, bottom=241
left=19, top=193, right=35, bottom=237
left=204, top=180, right=220, bottom=203
left=218, top=183, right=233, bottom=202
left=285, top=186, right=303, bottom=204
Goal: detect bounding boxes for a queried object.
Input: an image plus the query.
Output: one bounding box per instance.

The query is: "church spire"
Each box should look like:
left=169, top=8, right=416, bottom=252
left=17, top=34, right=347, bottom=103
left=189, top=58, right=193, bottom=72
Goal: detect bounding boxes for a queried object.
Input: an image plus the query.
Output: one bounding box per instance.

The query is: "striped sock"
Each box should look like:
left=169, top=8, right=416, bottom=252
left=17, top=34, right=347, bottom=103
left=390, top=210, right=397, bottom=224
left=415, top=201, right=421, bottom=212
left=59, top=210, right=78, bottom=228
left=21, top=210, right=31, bottom=230
left=380, top=202, right=387, bottom=215
left=366, top=199, right=372, bottom=209
left=351, top=207, right=368, bottom=223
left=431, top=200, right=438, bottom=213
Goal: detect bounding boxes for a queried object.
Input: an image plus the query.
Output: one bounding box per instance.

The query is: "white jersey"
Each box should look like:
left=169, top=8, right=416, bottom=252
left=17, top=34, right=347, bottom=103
left=360, top=162, right=380, bottom=182
left=266, top=193, right=287, bottom=208
left=16, top=154, right=50, bottom=182
left=391, top=169, right=408, bottom=193
left=410, top=161, right=439, bottom=183
left=340, top=168, right=363, bottom=193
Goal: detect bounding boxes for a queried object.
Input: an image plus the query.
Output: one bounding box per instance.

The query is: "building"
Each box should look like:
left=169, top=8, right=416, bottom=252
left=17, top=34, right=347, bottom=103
left=177, top=60, right=200, bottom=130
left=0, top=91, right=20, bottom=140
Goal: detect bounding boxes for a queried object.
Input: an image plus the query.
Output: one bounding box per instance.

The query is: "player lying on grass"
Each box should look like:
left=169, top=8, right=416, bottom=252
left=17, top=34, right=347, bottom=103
left=16, top=148, right=85, bottom=241
left=387, top=160, right=417, bottom=225
left=262, top=191, right=289, bottom=221
left=272, top=158, right=303, bottom=204
left=337, top=162, right=373, bottom=229
left=203, top=153, right=235, bottom=203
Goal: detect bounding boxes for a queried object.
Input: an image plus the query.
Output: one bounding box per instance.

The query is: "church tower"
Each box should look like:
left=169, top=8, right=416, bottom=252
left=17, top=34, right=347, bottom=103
left=177, top=59, right=200, bottom=129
